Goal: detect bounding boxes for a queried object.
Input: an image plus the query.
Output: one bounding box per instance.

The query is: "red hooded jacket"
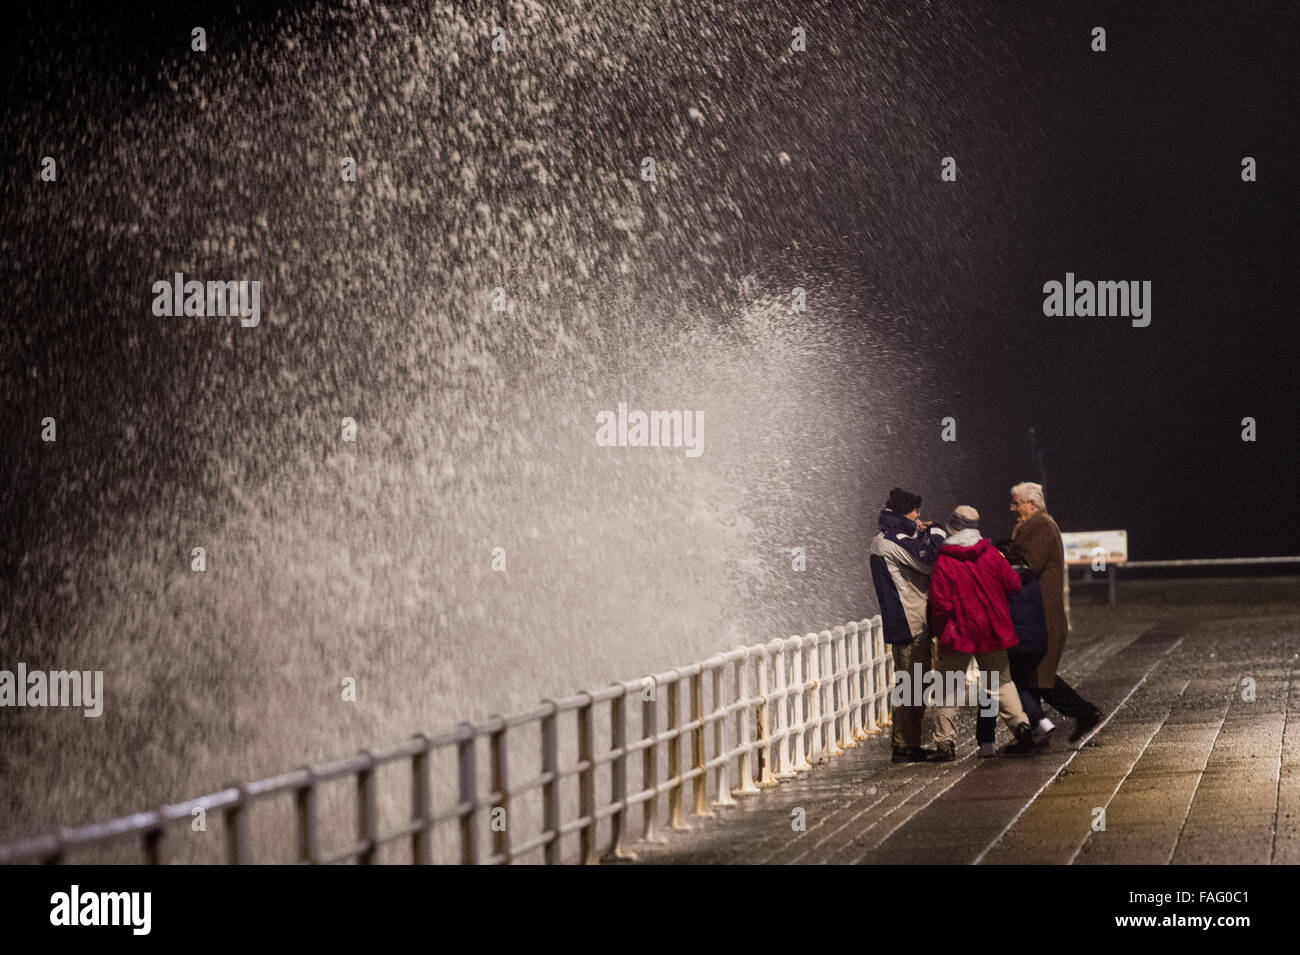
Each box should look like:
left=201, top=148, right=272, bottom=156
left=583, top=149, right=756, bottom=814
left=928, top=538, right=1023, bottom=654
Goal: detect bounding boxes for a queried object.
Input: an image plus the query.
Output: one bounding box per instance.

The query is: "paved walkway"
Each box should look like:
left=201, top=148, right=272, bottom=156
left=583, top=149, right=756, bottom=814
left=617, top=577, right=1300, bottom=864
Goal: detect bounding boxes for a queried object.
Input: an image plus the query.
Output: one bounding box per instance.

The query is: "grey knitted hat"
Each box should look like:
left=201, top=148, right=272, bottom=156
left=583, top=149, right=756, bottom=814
left=947, top=505, right=980, bottom=533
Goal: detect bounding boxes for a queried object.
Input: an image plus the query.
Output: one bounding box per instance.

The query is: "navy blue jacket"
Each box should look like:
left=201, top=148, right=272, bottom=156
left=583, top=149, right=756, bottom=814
left=869, top=554, right=911, bottom=644
left=1006, top=564, right=1049, bottom=656
left=876, top=510, right=945, bottom=565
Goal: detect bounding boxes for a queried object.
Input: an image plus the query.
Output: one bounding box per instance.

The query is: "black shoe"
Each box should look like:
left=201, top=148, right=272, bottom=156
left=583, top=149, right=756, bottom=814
left=1069, top=707, right=1103, bottom=743
left=1000, top=723, right=1042, bottom=756
left=891, top=745, right=932, bottom=763
left=928, top=741, right=956, bottom=762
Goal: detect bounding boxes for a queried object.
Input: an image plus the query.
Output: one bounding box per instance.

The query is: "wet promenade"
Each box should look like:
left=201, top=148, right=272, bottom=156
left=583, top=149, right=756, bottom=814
left=618, top=577, right=1300, bottom=865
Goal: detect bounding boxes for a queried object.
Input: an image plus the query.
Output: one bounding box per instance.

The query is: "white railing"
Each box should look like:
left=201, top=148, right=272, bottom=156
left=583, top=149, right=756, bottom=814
left=0, top=616, right=892, bottom=865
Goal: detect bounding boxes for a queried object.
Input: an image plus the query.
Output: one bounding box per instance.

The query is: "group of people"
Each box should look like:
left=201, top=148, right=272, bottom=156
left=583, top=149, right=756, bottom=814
left=869, top=482, right=1104, bottom=763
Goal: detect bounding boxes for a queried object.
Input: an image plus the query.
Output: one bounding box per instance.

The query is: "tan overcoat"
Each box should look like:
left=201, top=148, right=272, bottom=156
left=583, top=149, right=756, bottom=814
left=1012, top=509, right=1069, bottom=687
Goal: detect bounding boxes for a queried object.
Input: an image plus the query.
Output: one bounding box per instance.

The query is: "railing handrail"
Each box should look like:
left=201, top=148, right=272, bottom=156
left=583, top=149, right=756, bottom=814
left=0, top=614, right=893, bottom=865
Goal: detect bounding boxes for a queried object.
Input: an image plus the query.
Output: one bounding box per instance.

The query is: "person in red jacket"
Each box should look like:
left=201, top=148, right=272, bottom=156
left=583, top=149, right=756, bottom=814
left=927, top=506, right=1038, bottom=760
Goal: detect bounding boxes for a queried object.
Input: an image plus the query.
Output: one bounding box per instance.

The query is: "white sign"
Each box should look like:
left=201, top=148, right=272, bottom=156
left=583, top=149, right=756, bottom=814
left=1061, top=530, right=1128, bottom=567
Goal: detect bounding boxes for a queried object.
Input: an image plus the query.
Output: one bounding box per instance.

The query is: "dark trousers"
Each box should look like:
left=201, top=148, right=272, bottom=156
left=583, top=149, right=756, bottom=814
left=1008, top=648, right=1047, bottom=726
left=975, top=669, right=996, bottom=744
left=975, top=648, right=1044, bottom=744
left=1029, top=675, right=1096, bottom=720
left=890, top=636, right=933, bottom=750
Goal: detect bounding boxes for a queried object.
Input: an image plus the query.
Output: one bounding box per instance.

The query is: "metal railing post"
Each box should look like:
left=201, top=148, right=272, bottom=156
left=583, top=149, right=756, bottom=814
left=868, top=621, right=879, bottom=731
left=357, top=749, right=379, bottom=865
left=488, top=720, right=510, bottom=865
left=863, top=619, right=881, bottom=734
left=640, top=680, right=665, bottom=843
left=411, top=737, right=432, bottom=864
left=757, top=647, right=777, bottom=786
left=47, top=827, right=69, bottom=865
left=820, top=631, right=837, bottom=755
left=877, top=619, right=893, bottom=728
left=224, top=783, right=250, bottom=864
left=540, top=701, right=561, bottom=863
left=826, top=631, right=837, bottom=748
left=848, top=624, right=863, bottom=739
left=667, top=673, right=688, bottom=829
left=143, top=807, right=166, bottom=865
left=295, top=766, right=319, bottom=864
left=825, top=629, right=845, bottom=755
left=807, top=634, right=824, bottom=763
left=577, top=692, right=598, bottom=864
left=711, top=662, right=737, bottom=807
left=691, top=669, right=714, bottom=818
left=846, top=621, right=867, bottom=739
left=455, top=724, right=478, bottom=865
left=604, top=685, right=635, bottom=860
left=832, top=626, right=849, bottom=748
left=791, top=639, right=812, bottom=773
left=733, top=650, right=761, bottom=796
left=773, top=640, right=795, bottom=779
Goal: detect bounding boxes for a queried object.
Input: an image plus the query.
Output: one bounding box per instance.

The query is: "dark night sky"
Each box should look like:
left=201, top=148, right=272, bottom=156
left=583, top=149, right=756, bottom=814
left=4, top=0, right=1299, bottom=563
left=836, top=1, right=1300, bottom=559
left=1011, top=2, right=1300, bottom=558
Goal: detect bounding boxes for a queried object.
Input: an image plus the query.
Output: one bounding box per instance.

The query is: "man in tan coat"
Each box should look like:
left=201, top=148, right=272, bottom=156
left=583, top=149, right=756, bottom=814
left=1010, top=482, right=1103, bottom=743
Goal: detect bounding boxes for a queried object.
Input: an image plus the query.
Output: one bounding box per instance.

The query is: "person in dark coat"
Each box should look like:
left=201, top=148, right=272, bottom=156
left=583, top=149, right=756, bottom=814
left=995, top=539, right=1053, bottom=744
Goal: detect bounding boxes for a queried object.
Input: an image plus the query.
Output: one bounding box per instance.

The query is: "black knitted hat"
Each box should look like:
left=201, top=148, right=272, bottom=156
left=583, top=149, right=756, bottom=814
left=885, top=487, right=922, bottom=515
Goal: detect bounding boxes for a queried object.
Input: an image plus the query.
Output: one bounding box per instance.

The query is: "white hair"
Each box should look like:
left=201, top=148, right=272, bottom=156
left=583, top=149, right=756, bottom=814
left=1011, top=481, right=1045, bottom=510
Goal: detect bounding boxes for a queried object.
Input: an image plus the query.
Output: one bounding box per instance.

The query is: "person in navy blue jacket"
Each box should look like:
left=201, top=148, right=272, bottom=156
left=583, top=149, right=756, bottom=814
left=995, top=539, right=1054, bottom=746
